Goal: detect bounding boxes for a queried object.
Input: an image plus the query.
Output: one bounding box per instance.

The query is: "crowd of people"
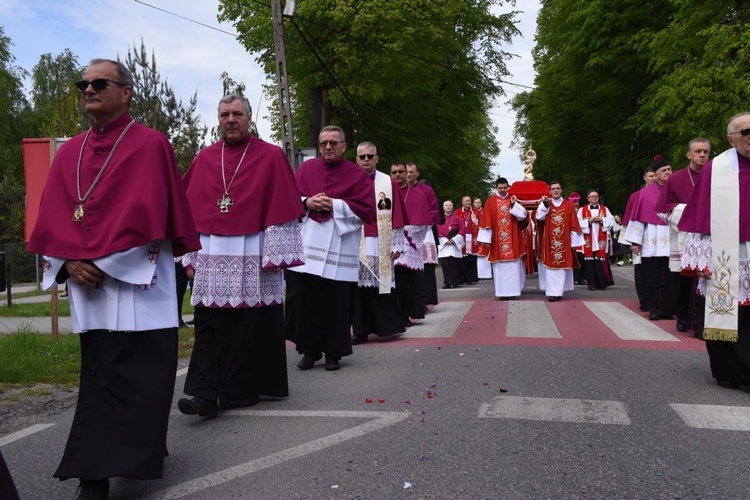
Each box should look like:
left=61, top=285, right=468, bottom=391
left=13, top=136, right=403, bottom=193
left=18, top=56, right=750, bottom=499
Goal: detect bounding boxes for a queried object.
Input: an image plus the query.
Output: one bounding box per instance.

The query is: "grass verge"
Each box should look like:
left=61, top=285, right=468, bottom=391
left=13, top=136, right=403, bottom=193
left=0, top=327, right=195, bottom=385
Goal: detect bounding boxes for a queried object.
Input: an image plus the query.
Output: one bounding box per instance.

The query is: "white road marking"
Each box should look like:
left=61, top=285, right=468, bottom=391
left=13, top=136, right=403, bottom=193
left=406, top=301, right=472, bottom=338
left=176, top=367, right=188, bottom=378
left=479, top=396, right=631, bottom=425
left=506, top=301, right=561, bottom=338
left=0, top=423, right=55, bottom=447
left=147, top=410, right=410, bottom=499
left=584, top=301, right=679, bottom=341
left=671, top=404, right=750, bottom=431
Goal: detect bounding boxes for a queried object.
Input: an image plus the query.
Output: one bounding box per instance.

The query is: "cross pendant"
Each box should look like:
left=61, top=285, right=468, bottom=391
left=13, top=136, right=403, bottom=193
left=73, top=203, right=85, bottom=222
left=217, top=193, right=234, bottom=213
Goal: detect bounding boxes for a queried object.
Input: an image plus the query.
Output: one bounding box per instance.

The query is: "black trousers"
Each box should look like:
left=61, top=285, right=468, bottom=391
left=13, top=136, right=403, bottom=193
left=440, top=257, right=463, bottom=288
left=706, top=307, right=750, bottom=385
left=184, top=305, right=289, bottom=403
left=175, top=262, right=189, bottom=321
left=674, top=273, right=704, bottom=331
left=463, top=254, right=478, bottom=283
left=395, top=266, right=426, bottom=320
left=0, top=450, right=19, bottom=500
left=285, top=271, right=355, bottom=359
left=353, top=286, right=406, bottom=338
left=584, top=259, right=607, bottom=289
left=640, top=257, right=675, bottom=317
left=421, top=264, right=439, bottom=306
left=55, top=329, right=177, bottom=481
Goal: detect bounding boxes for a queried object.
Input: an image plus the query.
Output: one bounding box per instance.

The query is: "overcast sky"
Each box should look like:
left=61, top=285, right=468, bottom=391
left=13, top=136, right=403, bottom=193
left=1, top=0, right=539, bottom=183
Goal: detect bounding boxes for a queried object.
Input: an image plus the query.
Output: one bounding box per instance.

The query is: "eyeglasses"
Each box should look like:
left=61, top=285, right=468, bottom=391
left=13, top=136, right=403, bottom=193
left=319, top=140, right=340, bottom=147
left=391, top=170, right=406, bottom=175
left=358, top=154, right=376, bottom=160
left=729, top=128, right=750, bottom=137
left=75, top=78, right=126, bottom=93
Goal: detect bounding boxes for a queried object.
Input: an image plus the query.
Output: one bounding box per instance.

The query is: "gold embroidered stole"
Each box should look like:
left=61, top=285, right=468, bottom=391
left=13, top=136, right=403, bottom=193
left=704, top=149, right=740, bottom=342
left=359, top=171, right=394, bottom=294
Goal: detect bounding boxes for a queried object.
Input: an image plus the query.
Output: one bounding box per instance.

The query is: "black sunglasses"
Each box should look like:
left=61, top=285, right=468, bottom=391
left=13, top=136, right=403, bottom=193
left=75, top=78, right=126, bottom=93
left=358, top=154, right=376, bottom=160
left=729, top=127, right=750, bottom=137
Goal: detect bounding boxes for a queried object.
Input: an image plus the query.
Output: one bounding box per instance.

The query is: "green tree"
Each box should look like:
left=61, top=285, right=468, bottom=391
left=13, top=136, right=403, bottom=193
left=30, top=49, right=87, bottom=137
left=218, top=0, right=518, bottom=202
left=632, top=0, right=750, bottom=160
left=123, top=40, right=206, bottom=171
left=511, top=0, right=673, bottom=212
left=0, top=26, right=32, bottom=242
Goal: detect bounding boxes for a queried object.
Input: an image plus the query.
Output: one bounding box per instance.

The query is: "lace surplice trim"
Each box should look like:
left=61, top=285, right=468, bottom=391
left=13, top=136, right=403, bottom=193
left=358, top=255, right=396, bottom=288
left=262, top=221, right=305, bottom=268
left=683, top=233, right=750, bottom=304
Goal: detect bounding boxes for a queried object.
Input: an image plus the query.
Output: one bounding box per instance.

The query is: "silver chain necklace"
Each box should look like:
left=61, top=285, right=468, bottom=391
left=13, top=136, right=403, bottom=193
left=73, top=119, right=136, bottom=222
left=218, top=138, right=251, bottom=213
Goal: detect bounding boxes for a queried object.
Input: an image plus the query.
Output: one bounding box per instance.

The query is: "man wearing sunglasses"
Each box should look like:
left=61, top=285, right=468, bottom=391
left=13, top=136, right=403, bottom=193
left=176, top=94, right=305, bottom=419
left=27, top=59, right=200, bottom=499
left=679, top=112, right=750, bottom=391
left=286, top=126, right=376, bottom=371
left=351, top=142, right=410, bottom=344
left=656, top=138, right=712, bottom=337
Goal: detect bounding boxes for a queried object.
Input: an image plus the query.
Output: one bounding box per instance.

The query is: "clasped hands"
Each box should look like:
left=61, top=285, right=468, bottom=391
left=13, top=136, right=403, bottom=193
left=305, top=193, right=333, bottom=212
left=65, top=259, right=103, bottom=289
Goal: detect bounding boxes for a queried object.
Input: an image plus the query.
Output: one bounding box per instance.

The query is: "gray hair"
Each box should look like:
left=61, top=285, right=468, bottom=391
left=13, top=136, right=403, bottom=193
left=727, top=113, right=750, bottom=135
left=319, top=125, right=345, bottom=142
left=357, top=141, right=377, bottom=154
left=89, top=58, right=134, bottom=106
left=218, top=94, right=252, bottom=115
left=688, top=137, right=711, bottom=151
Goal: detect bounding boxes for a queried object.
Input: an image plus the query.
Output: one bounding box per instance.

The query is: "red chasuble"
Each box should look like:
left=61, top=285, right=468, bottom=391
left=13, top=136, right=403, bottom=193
left=538, top=200, right=581, bottom=269
left=479, top=194, right=527, bottom=262
left=295, top=157, right=376, bottom=225
left=28, top=113, right=200, bottom=259
left=182, top=134, right=305, bottom=235
left=579, top=204, right=611, bottom=259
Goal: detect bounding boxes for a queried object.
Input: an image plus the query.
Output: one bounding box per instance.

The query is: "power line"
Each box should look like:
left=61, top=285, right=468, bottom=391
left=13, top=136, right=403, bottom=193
left=133, top=0, right=238, bottom=37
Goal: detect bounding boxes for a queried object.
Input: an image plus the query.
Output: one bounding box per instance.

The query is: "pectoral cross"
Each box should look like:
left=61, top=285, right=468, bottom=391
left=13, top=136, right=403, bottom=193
left=73, top=203, right=85, bottom=222
left=217, top=193, right=234, bottom=213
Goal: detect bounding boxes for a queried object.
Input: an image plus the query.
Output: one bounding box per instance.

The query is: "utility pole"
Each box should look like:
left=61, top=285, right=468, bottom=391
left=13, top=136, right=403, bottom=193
left=271, top=0, right=296, bottom=167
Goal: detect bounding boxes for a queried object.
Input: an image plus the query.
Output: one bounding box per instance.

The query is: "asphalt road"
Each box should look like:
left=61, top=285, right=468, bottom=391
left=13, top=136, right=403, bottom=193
left=3, top=265, right=750, bottom=499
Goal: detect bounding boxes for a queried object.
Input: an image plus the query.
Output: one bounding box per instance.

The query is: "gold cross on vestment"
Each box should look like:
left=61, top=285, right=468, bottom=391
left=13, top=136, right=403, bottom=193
left=218, top=193, right=234, bottom=213
left=73, top=203, right=85, bottom=222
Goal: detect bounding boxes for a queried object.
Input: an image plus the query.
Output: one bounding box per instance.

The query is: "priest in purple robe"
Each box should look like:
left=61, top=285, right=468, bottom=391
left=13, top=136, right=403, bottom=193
left=656, top=138, right=711, bottom=336
left=177, top=94, right=305, bottom=419
left=351, top=142, right=411, bottom=344
left=28, top=58, right=200, bottom=499
left=679, top=112, right=750, bottom=389
left=286, top=126, right=376, bottom=371
left=622, top=156, right=675, bottom=320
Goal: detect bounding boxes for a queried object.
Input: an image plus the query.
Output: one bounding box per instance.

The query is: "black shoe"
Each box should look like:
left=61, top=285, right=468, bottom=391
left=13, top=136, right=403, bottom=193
left=442, top=284, right=452, bottom=289
left=648, top=312, right=659, bottom=321
left=297, top=353, right=321, bottom=370
left=717, top=380, right=739, bottom=389
left=77, top=479, right=110, bottom=499
left=220, top=396, right=260, bottom=409
left=676, top=321, right=687, bottom=332
left=179, top=320, right=190, bottom=328
left=404, top=319, right=415, bottom=328
left=352, top=335, right=367, bottom=345
left=588, top=287, right=597, bottom=291
left=178, top=396, right=218, bottom=418
left=547, top=296, right=561, bottom=302
left=325, top=357, right=341, bottom=371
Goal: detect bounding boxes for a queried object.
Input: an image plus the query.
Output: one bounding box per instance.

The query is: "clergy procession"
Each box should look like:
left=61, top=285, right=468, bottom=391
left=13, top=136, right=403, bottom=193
left=14, top=53, right=750, bottom=499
